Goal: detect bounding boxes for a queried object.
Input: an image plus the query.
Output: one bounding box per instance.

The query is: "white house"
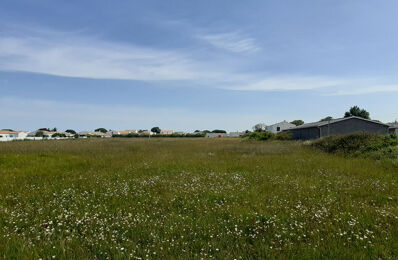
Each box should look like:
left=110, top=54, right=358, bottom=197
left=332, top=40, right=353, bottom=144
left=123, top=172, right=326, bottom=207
left=0, top=130, right=29, bottom=141
left=78, top=131, right=112, bottom=138
left=266, top=121, right=296, bottom=134
left=160, top=130, right=174, bottom=135
left=205, top=133, right=227, bottom=138
left=107, top=130, right=120, bottom=136
left=139, top=130, right=155, bottom=135
left=62, top=132, right=75, bottom=138
left=27, top=130, right=57, bottom=139
left=116, top=130, right=138, bottom=135
left=0, top=130, right=19, bottom=141
left=228, top=132, right=245, bottom=137
left=16, top=131, right=28, bottom=140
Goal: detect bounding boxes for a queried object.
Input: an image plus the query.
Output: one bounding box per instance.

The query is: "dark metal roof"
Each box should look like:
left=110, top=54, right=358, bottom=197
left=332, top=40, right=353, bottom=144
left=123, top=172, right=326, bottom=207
left=290, top=116, right=390, bottom=130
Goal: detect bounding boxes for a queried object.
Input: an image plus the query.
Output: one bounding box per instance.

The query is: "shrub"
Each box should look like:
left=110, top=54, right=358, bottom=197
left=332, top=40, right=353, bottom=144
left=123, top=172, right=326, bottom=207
left=246, top=131, right=274, bottom=141
left=65, top=129, right=76, bottom=134
left=35, top=131, right=44, bottom=137
left=274, top=131, right=292, bottom=140
left=311, top=133, right=398, bottom=158
left=212, top=129, right=227, bottom=133
left=95, top=128, right=107, bottom=133
left=290, top=120, right=304, bottom=126
left=52, top=133, right=66, bottom=138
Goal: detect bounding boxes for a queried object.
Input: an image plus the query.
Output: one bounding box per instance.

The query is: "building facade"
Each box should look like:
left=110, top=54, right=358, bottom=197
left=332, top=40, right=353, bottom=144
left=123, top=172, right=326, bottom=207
left=205, top=133, right=227, bottom=138
left=160, top=130, right=175, bottom=135
left=0, top=130, right=19, bottom=141
left=0, top=131, right=28, bottom=141
left=266, top=121, right=296, bottom=134
left=288, top=117, right=390, bottom=140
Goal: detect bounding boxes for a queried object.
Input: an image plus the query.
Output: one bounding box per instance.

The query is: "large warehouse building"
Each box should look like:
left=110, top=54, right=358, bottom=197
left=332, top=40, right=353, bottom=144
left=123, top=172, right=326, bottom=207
left=288, top=116, right=390, bottom=140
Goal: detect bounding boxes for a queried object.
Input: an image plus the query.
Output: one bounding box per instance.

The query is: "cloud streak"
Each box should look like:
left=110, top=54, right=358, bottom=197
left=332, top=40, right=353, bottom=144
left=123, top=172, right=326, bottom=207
left=325, top=85, right=398, bottom=96
left=225, top=76, right=345, bottom=91
left=0, top=35, right=202, bottom=81
left=197, top=32, right=260, bottom=53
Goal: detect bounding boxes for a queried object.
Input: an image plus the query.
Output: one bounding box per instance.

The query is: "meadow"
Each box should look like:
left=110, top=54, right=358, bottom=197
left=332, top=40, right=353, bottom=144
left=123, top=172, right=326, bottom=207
left=0, top=138, right=397, bottom=259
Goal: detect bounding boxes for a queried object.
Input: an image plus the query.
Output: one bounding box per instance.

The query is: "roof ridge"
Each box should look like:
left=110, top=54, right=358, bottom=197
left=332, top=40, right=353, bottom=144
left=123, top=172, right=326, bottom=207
left=291, top=116, right=389, bottom=129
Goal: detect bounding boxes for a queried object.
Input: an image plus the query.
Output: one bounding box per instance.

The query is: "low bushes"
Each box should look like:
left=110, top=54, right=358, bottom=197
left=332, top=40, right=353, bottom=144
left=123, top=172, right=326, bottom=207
left=243, top=131, right=293, bottom=141
left=274, top=131, right=293, bottom=140
left=245, top=131, right=274, bottom=141
left=52, top=133, right=66, bottom=138
left=311, top=132, right=398, bottom=159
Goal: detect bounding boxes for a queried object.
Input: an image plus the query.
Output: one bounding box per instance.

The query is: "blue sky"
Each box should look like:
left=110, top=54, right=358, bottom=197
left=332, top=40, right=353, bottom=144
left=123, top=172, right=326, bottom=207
left=1, top=0, right=398, bottom=132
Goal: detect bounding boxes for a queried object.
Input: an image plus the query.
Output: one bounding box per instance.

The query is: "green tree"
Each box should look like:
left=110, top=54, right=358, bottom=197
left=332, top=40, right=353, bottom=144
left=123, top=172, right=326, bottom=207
left=320, top=116, right=333, bottom=122
left=151, top=127, right=161, bottom=134
left=35, top=131, right=44, bottom=137
left=52, top=133, right=66, bottom=138
left=212, top=129, right=227, bottom=133
left=252, top=123, right=266, bottom=132
left=247, top=131, right=274, bottom=141
left=65, top=129, right=76, bottom=134
left=344, top=106, right=370, bottom=119
left=290, top=120, right=304, bottom=126
left=95, top=128, right=107, bottom=133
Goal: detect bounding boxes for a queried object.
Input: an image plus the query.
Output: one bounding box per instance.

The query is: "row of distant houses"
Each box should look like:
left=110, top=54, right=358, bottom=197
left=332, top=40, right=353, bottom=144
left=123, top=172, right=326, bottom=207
left=0, top=129, right=180, bottom=141
left=205, top=132, right=245, bottom=138
left=0, top=129, right=244, bottom=142
left=109, top=129, right=182, bottom=136
left=2, top=117, right=398, bottom=142
left=0, top=130, right=75, bottom=142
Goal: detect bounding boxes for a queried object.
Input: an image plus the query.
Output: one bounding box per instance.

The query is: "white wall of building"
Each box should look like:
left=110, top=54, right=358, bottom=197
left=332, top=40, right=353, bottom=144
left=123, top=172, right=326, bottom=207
left=0, top=133, right=17, bottom=141
left=266, top=121, right=296, bottom=134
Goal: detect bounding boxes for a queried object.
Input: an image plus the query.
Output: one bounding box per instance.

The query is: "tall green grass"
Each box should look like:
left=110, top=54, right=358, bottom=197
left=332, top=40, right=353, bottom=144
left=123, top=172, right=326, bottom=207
left=0, top=138, right=397, bottom=259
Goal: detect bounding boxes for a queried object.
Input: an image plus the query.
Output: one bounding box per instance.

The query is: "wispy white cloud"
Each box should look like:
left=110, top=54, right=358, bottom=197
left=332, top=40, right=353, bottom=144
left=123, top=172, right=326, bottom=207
left=0, top=27, right=259, bottom=82
left=225, top=76, right=345, bottom=91
left=325, top=85, right=398, bottom=96
left=1, top=26, right=398, bottom=96
left=224, top=76, right=398, bottom=96
left=196, top=32, right=260, bottom=53
left=0, top=31, right=201, bottom=81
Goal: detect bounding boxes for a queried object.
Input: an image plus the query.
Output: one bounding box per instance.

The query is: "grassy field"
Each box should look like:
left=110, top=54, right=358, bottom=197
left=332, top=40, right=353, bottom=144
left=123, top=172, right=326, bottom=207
left=0, top=138, right=397, bottom=259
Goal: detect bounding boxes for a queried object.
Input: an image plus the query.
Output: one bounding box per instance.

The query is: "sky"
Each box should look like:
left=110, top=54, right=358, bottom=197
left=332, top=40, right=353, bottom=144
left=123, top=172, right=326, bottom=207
left=1, top=0, right=398, bottom=132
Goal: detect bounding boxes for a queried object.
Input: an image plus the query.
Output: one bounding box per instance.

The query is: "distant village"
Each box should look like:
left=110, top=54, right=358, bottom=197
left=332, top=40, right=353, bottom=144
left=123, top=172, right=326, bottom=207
left=0, top=127, right=248, bottom=142
left=1, top=113, right=398, bottom=142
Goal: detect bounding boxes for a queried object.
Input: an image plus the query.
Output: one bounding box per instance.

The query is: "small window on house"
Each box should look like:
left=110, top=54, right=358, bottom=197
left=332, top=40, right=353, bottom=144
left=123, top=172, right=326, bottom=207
left=277, top=127, right=281, bottom=132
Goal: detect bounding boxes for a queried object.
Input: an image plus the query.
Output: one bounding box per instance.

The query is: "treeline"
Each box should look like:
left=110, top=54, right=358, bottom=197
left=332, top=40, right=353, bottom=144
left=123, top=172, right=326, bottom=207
left=113, top=133, right=206, bottom=138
